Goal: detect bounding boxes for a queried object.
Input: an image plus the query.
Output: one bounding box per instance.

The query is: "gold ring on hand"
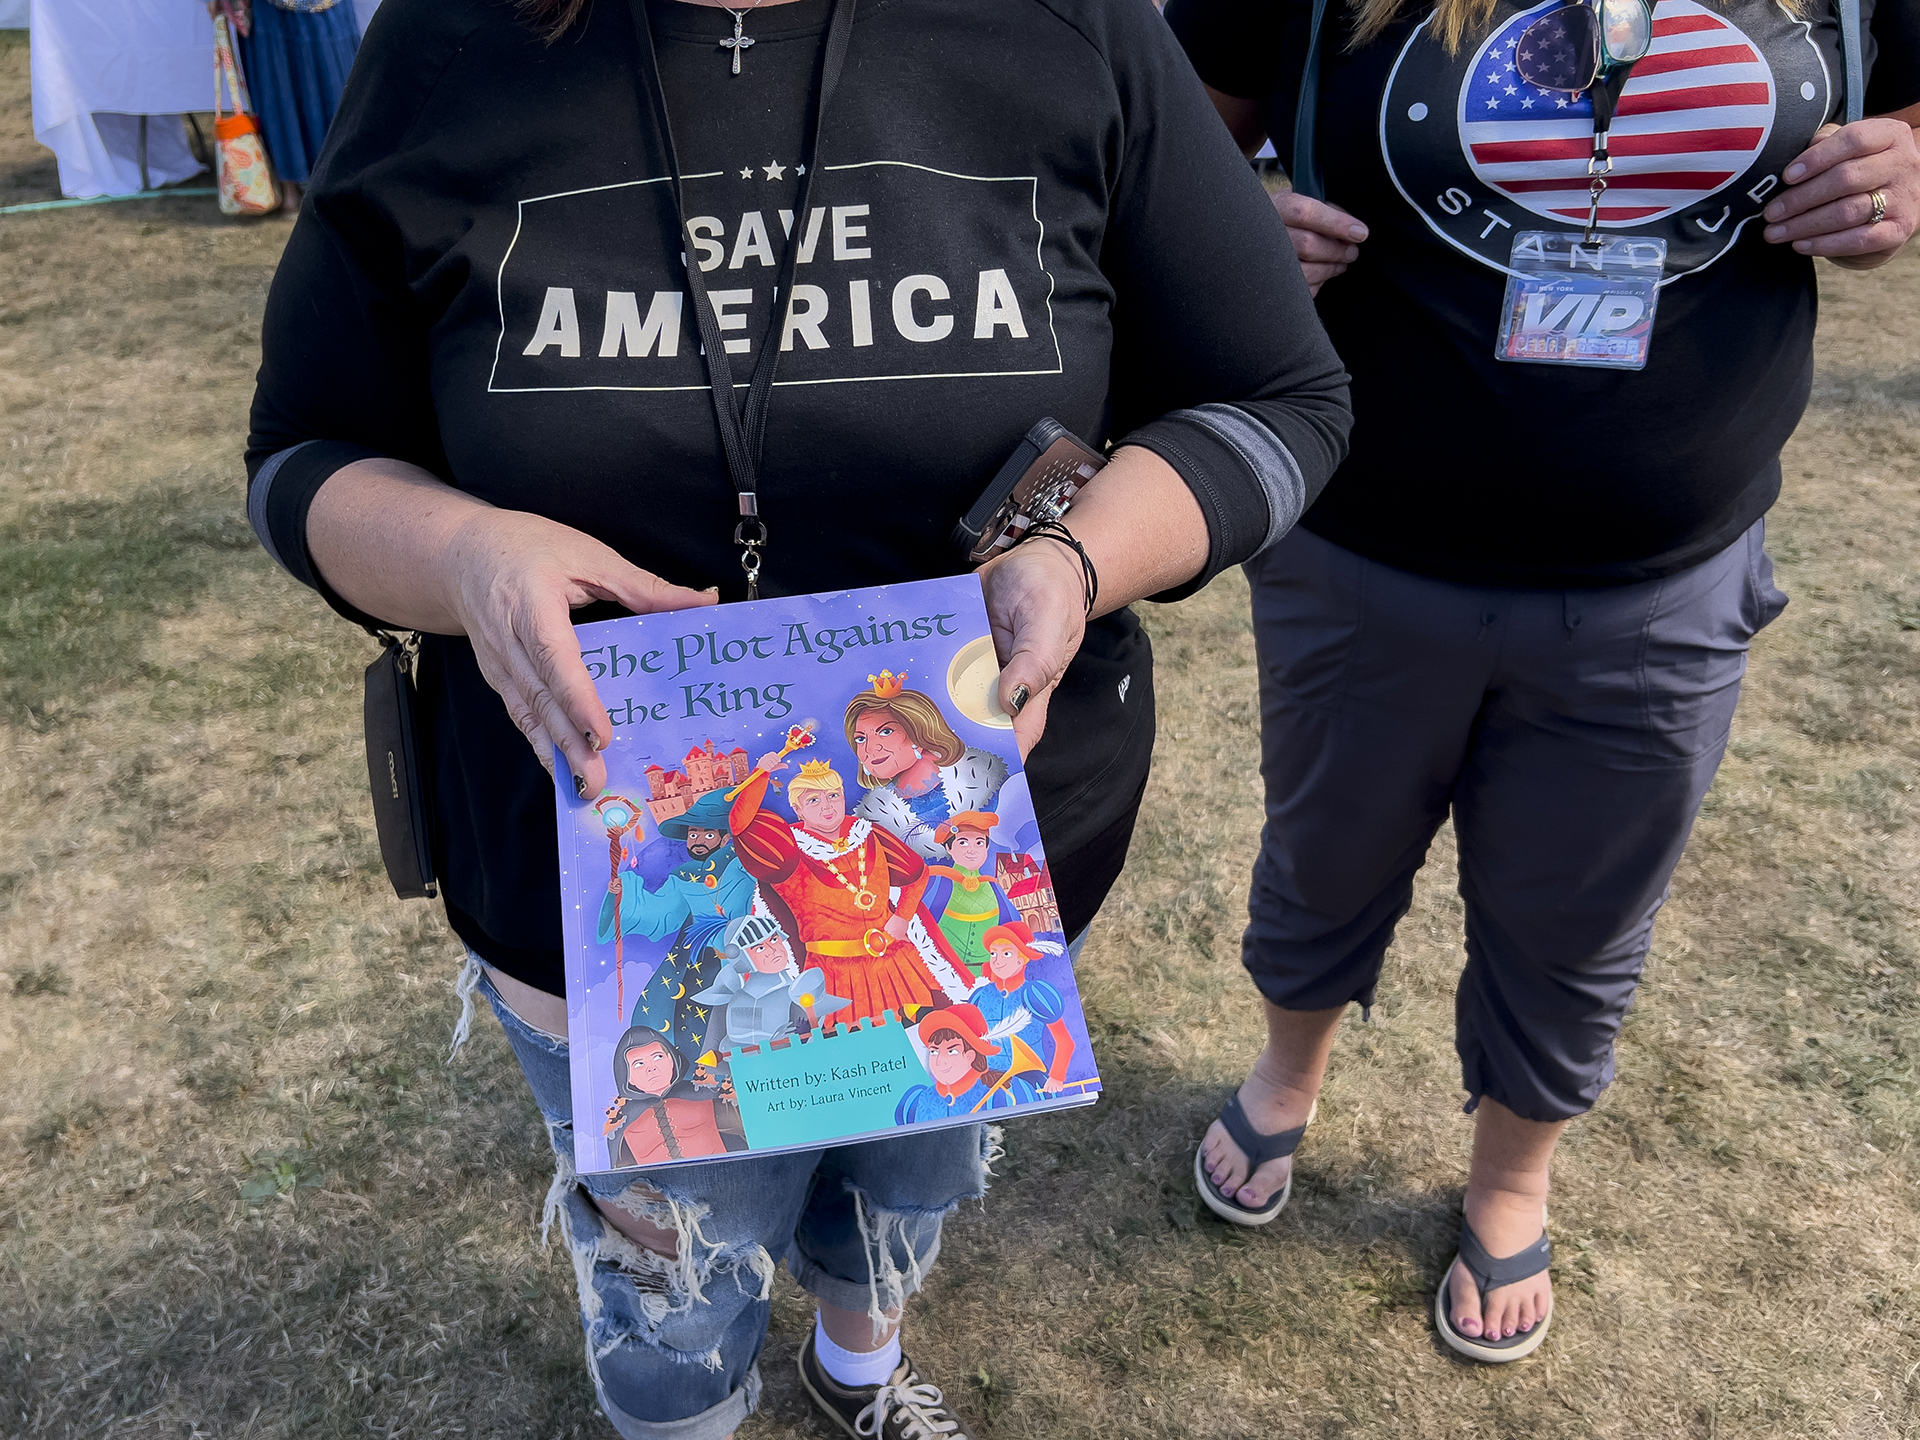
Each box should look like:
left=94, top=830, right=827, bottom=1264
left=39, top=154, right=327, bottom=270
left=1868, top=189, right=1888, bottom=226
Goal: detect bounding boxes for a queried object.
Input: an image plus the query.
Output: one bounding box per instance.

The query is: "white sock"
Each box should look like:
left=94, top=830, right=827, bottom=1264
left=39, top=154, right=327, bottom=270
left=813, top=1314, right=902, bottom=1390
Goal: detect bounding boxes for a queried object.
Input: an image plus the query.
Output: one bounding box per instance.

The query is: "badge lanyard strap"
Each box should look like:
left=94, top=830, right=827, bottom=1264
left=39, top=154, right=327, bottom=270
left=1581, top=61, right=1639, bottom=244
left=626, top=0, right=856, bottom=600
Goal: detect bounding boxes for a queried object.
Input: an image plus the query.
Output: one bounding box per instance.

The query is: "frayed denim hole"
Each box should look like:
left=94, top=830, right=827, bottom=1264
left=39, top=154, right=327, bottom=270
left=980, top=1123, right=1005, bottom=1184
left=846, top=1183, right=958, bottom=1341
left=450, top=951, right=566, bottom=1063
left=543, top=1149, right=778, bottom=1391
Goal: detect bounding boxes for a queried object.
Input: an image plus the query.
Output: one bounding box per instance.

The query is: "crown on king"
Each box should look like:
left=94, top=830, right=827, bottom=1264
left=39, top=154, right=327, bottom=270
left=796, top=758, right=840, bottom=782
left=867, top=669, right=907, bottom=699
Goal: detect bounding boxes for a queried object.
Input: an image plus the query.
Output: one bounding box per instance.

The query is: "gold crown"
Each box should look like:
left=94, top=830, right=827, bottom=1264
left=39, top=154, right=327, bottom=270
left=796, top=759, right=839, bottom=781
left=867, top=669, right=907, bottom=699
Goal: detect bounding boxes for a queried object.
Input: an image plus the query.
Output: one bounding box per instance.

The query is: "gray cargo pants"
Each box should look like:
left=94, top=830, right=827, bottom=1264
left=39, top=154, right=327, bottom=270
left=1243, top=520, right=1787, bottom=1121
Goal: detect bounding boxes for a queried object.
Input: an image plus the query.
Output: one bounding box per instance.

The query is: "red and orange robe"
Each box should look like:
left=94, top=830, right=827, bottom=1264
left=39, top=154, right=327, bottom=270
left=730, top=769, right=969, bottom=1027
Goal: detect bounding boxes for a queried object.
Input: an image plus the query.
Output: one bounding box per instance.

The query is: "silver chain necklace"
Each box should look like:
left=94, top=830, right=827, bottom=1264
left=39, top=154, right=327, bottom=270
left=718, top=0, right=771, bottom=74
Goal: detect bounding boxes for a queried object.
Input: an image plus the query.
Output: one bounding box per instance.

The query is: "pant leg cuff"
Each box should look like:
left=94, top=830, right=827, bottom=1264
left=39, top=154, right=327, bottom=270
left=598, top=1363, right=762, bottom=1440
left=788, top=1234, right=944, bottom=1316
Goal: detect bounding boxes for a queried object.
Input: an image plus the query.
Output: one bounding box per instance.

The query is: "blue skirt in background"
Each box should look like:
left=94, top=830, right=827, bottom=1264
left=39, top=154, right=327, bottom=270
left=239, top=2, right=360, bottom=185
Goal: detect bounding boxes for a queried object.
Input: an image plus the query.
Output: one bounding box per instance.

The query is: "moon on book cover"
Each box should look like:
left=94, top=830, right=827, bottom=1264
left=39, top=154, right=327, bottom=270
left=945, top=635, right=1013, bottom=729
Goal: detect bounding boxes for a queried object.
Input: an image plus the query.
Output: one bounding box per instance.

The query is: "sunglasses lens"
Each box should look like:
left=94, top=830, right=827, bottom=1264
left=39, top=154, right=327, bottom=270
left=1600, top=0, right=1653, bottom=63
left=1514, top=5, right=1600, bottom=92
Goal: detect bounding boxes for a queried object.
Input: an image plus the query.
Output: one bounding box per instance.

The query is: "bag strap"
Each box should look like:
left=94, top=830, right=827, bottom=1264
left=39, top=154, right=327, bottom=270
left=213, top=11, right=254, bottom=121
left=1838, top=0, right=1864, bottom=124
left=1289, top=0, right=1332, bottom=201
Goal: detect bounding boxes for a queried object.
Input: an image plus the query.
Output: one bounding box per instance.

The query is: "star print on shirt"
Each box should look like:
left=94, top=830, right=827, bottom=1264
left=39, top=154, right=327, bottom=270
left=763, top=160, right=787, bottom=180
left=739, top=166, right=753, bottom=179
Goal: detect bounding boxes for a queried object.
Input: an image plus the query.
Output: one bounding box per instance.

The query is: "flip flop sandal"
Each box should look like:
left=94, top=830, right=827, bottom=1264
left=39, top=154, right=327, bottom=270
left=1434, top=1214, right=1554, bottom=1363
left=1193, top=1093, right=1313, bottom=1226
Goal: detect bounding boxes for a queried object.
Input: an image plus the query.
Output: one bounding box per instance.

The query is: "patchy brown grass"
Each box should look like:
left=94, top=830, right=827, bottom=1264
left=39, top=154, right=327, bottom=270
left=3, top=32, right=1918, bottom=1440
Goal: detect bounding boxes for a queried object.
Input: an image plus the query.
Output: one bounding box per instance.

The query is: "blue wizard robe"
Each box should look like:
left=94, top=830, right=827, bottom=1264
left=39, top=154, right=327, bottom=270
left=597, top=840, right=757, bottom=944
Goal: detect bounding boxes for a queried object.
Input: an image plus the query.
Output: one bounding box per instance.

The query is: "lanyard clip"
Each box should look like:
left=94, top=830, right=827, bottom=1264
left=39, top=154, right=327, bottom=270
left=1583, top=131, right=1613, bottom=245
left=733, top=494, right=766, bottom=600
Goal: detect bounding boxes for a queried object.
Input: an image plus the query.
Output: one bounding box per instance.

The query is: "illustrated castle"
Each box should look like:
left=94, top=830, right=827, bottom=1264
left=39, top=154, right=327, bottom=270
left=995, top=852, right=1061, bottom=938
left=642, top=739, right=752, bottom=824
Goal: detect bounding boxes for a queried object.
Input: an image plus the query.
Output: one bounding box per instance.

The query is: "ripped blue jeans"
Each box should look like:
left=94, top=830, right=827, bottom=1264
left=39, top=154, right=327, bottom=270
left=457, top=956, right=992, bottom=1440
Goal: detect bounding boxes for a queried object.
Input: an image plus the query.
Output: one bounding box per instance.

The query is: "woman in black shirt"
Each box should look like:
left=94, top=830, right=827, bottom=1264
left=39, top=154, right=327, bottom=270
left=246, top=0, right=1350, bottom=1433
left=1171, top=0, right=1918, bottom=1366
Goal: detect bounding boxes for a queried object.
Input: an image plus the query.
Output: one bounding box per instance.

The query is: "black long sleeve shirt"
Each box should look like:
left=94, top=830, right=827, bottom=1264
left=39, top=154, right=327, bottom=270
left=246, top=0, right=1351, bottom=993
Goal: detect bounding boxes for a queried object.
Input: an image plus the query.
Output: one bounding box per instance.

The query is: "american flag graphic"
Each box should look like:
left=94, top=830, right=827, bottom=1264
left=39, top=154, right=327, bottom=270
left=1461, top=0, right=1776, bottom=225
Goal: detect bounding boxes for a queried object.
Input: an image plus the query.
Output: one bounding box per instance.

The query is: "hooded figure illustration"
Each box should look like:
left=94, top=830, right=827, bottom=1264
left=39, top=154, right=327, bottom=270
left=603, top=1025, right=740, bottom=1168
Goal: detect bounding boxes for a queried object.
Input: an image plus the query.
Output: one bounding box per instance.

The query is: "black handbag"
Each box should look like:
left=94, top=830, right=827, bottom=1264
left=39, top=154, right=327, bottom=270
left=362, top=630, right=437, bottom=900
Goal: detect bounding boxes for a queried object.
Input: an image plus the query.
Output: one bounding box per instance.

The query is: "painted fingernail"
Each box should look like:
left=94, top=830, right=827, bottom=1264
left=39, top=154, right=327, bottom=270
left=1009, top=683, right=1030, bottom=714
left=1785, top=163, right=1805, bottom=182
left=573, top=772, right=588, bottom=798
left=586, top=731, right=604, bottom=752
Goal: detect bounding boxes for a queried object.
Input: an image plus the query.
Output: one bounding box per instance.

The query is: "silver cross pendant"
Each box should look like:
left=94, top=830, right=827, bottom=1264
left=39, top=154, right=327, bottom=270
left=719, top=11, right=754, bottom=74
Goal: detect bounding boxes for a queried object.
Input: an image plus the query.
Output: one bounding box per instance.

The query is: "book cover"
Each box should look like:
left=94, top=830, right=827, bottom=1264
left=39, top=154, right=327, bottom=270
left=554, top=575, right=1102, bottom=1175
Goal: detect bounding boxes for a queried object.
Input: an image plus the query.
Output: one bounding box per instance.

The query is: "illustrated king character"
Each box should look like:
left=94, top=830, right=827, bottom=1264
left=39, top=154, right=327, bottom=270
left=922, top=811, right=1020, bottom=978
left=967, top=921, right=1076, bottom=1095
left=894, top=1002, right=1038, bottom=1124
left=730, top=753, right=973, bottom=1027
left=690, top=912, right=851, bottom=1053
left=846, top=670, right=1007, bottom=861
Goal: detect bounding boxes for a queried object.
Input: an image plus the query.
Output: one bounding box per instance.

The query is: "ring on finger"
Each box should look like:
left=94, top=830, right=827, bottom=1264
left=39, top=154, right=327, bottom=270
left=1868, top=189, right=1888, bottom=225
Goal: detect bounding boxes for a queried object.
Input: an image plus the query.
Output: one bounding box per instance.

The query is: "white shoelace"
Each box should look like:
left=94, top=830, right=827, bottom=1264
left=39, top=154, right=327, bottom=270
left=855, top=1378, right=964, bottom=1439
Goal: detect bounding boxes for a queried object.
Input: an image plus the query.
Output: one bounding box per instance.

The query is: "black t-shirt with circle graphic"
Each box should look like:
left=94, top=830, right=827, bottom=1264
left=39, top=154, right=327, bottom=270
left=1169, top=0, right=1920, bottom=586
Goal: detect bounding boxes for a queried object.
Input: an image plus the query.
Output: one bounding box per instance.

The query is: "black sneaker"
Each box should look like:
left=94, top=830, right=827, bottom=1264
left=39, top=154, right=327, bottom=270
left=796, top=1329, right=976, bottom=1439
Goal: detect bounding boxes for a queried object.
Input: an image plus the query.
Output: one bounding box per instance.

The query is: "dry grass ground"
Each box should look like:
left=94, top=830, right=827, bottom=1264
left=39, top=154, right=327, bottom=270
left=3, top=30, right=1918, bottom=1440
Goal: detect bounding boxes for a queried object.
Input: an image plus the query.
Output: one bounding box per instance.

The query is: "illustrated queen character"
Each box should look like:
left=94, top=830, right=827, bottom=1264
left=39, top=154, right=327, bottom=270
left=846, top=670, right=1008, bottom=861
left=729, top=753, right=974, bottom=1027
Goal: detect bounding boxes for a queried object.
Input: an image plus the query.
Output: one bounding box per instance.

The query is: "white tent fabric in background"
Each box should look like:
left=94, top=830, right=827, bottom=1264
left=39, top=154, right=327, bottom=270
left=28, top=0, right=210, bottom=198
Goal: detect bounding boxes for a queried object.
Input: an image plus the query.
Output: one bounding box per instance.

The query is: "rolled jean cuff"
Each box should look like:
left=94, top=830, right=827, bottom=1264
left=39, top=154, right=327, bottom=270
left=788, top=1229, right=946, bottom=1318
left=598, top=1367, right=762, bottom=1440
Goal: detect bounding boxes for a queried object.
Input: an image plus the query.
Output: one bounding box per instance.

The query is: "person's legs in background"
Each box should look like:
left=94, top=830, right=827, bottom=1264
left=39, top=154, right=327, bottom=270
left=1441, top=521, right=1785, bottom=1343
left=1201, top=526, right=1495, bottom=1210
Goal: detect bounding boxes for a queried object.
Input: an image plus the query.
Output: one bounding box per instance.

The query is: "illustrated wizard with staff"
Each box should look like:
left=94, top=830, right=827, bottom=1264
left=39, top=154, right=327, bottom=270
left=596, top=788, right=757, bottom=947
left=730, top=746, right=973, bottom=1028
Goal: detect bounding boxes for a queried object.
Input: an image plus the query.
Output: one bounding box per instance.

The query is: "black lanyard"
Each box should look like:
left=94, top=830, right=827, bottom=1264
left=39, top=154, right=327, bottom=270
left=1580, top=61, right=1639, bottom=243
left=626, top=0, right=856, bottom=599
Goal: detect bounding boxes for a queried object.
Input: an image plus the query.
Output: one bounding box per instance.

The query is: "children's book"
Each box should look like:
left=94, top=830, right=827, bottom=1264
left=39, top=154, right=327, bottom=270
left=554, top=575, right=1102, bottom=1175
